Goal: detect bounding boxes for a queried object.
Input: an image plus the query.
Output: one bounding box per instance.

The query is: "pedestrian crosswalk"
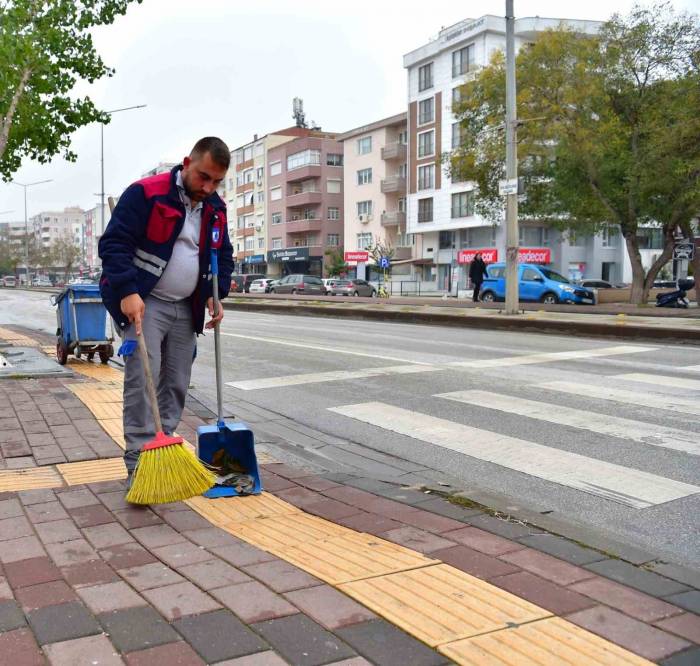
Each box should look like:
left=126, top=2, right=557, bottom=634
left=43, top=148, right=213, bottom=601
left=616, top=373, right=700, bottom=391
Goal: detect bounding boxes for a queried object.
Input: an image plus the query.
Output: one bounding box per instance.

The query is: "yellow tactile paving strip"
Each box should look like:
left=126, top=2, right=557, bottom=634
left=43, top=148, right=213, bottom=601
left=57, top=458, right=127, bottom=486
left=440, top=616, right=652, bottom=665
left=340, top=564, right=550, bottom=647
left=67, top=360, right=124, bottom=383
left=0, top=466, right=63, bottom=492
left=187, top=492, right=298, bottom=526
left=0, top=326, right=40, bottom=346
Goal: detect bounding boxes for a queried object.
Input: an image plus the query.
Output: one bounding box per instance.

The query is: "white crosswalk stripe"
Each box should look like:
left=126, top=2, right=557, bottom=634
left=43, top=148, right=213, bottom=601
left=328, top=402, right=700, bottom=509
left=535, top=381, right=700, bottom=417
left=436, top=390, right=700, bottom=456
left=617, top=373, right=700, bottom=391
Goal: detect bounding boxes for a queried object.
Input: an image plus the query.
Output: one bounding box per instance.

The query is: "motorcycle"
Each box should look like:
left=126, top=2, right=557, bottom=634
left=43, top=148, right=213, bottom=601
left=655, top=278, right=693, bottom=308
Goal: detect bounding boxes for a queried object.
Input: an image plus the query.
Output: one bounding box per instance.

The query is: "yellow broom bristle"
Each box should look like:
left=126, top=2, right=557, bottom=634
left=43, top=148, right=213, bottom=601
left=126, top=444, right=216, bottom=505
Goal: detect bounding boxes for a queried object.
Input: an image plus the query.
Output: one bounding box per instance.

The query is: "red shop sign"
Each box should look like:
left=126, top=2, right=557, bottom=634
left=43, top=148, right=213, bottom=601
left=457, top=248, right=498, bottom=264
left=518, top=247, right=551, bottom=264
left=344, top=251, right=369, bottom=263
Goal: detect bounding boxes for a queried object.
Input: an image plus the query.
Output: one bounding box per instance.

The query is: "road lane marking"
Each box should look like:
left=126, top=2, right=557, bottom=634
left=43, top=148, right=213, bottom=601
left=437, top=390, right=700, bottom=456
left=328, top=402, right=700, bottom=508
left=448, top=345, right=656, bottom=369
left=536, top=381, right=700, bottom=417
left=227, top=364, right=439, bottom=390
left=685, top=365, right=700, bottom=372
left=617, top=373, right=700, bottom=391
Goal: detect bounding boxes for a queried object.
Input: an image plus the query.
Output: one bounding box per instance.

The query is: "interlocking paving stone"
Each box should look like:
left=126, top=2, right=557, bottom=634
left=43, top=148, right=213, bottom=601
left=119, top=562, right=185, bottom=591
left=411, top=497, right=483, bottom=521
left=303, top=498, right=363, bottom=522
left=43, top=633, right=123, bottom=666
left=566, top=605, right=691, bottom=661
left=0, top=628, right=44, bottom=666
left=0, top=576, right=12, bottom=600
left=76, top=580, right=146, bottom=614
left=429, top=545, right=521, bottom=580
left=660, top=646, right=700, bottom=666
left=335, top=618, right=447, bottom=666
left=0, top=516, right=34, bottom=541
left=0, top=599, right=26, bottom=631
left=258, top=473, right=298, bottom=492
left=337, top=512, right=405, bottom=535
left=34, top=518, right=82, bottom=544
left=141, top=581, right=221, bottom=621
left=27, top=600, right=101, bottom=645
left=585, top=559, right=691, bottom=597
left=15, top=580, right=77, bottom=612
left=179, top=558, right=251, bottom=591
left=113, top=508, right=163, bottom=529
left=152, top=541, right=214, bottom=568
left=4, top=556, right=62, bottom=588
left=82, top=522, right=134, bottom=549
left=162, top=510, right=213, bottom=532
left=440, top=526, right=525, bottom=556
left=500, top=548, right=597, bottom=586
left=98, top=605, right=180, bottom=653
left=210, top=580, right=299, bottom=623
left=61, top=560, right=121, bottom=588
left=25, top=501, right=68, bottom=523
left=665, top=591, right=700, bottom=615
left=97, top=490, right=133, bottom=512
left=284, top=584, right=378, bottom=630
left=392, top=509, right=465, bottom=534
left=124, top=641, right=206, bottom=666
left=0, top=498, right=24, bottom=519
left=56, top=488, right=100, bottom=510
left=173, top=609, right=268, bottom=663
left=518, top=533, right=608, bottom=565
left=68, top=504, right=115, bottom=527
left=45, top=539, right=98, bottom=567
left=251, top=613, right=356, bottom=666
left=490, top=571, right=597, bottom=615
left=655, top=613, right=700, bottom=644
left=212, top=651, right=291, bottom=665
left=131, top=524, right=187, bottom=549
left=99, top=542, right=157, bottom=569
left=0, top=536, right=46, bottom=563
left=648, top=562, right=700, bottom=590
left=570, top=575, right=683, bottom=622
left=242, top=560, right=321, bottom=593
left=182, top=527, right=243, bottom=548
left=294, top=475, right=341, bottom=492
left=211, top=543, right=278, bottom=568
left=380, top=526, right=456, bottom=554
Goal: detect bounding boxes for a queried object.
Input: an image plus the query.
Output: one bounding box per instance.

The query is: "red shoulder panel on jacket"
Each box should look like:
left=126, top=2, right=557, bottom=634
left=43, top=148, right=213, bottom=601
left=136, top=172, right=171, bottom=198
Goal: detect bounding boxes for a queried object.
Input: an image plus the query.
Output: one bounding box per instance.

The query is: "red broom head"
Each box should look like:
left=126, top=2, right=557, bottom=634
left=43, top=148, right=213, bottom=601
left=142, top=431, right=184, bottom=451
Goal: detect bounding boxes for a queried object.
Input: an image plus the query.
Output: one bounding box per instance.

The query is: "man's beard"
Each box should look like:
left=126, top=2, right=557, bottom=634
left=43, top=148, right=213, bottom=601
left=182, top=172, right=204, bottom=202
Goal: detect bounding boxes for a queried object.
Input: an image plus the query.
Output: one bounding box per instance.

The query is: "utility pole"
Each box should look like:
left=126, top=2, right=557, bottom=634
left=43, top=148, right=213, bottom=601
left=504, top=0, right=519, bottom=315
left=12, top=179, right=52, bottom=283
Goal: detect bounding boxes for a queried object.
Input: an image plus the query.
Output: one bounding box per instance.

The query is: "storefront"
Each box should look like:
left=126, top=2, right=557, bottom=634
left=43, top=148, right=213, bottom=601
left=242, top=254, right=266, bottom=274
left=267, top=247, right=323, bottom=277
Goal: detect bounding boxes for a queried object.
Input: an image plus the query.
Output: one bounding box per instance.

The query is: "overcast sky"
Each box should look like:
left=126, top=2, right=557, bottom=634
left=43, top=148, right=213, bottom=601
left=1, top=0, right=698, bottom=220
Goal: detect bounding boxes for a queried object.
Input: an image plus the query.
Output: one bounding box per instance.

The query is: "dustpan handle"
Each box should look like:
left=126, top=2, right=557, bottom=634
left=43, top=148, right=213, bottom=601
left=211, top=248, right=224, bottom=427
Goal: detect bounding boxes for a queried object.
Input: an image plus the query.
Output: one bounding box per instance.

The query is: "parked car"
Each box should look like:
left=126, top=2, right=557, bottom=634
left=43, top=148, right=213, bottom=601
left=653, top=278, right=694, bottom=290
left=31, top=276, right=53, bottom=287
left=2, top=276, right=16, bottom=287
left=230, top=274, right=265, bottom=293
left=322, top=278, right=342, bottom=293
left=269, top=274, right=326, bottom=295
left=480, top=263, right=595, bottom=305
left=578, top=279, right=614, bottom=289
left=248, top=278, right=276, bottom=294
left=329, top=279, right=377, bottom=297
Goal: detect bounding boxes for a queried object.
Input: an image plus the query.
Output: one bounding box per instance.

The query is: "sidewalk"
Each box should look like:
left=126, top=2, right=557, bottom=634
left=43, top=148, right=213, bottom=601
left=0, top=326, right=698, bottom=665
left=223, top=295, right=700, bottom=344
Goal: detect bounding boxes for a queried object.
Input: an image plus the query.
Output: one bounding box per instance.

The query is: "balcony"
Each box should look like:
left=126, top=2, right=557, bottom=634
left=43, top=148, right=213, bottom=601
left=380, top=177, right=406, bottom=194
left=394, top=247, right=413, bottom=261
left=286, top=191, right=322, bottom=206
left=380, top=211, right=406, bottom=227
left=381, top=143, right=407, bottom=161
left=236, top=227, right=255, bottom=237
left=286, top=165, right=322, bottom=182
left=285, top=219, right=323, bottom=233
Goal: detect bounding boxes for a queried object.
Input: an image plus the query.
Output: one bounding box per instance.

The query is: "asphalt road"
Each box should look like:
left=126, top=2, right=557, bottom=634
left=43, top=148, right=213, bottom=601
left=4, top=288, right=700, bottom=568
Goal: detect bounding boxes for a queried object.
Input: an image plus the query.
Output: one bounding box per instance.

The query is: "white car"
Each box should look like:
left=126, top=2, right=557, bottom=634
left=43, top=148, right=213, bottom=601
left=248, top=278, right=275, bottom=294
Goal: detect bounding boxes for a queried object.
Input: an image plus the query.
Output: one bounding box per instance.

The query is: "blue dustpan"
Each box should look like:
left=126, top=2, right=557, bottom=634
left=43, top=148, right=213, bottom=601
left=197, top=247, right=262, bottom=498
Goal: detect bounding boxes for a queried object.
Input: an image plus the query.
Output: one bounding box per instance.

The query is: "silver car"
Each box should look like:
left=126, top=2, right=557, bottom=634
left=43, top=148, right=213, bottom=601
left=269, top=274, right=326, bottom=295
left=330, top=279, right=377, bottom=297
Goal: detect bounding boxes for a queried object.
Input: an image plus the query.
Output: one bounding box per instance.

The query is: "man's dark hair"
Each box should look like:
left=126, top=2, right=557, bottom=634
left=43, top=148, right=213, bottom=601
left=190, top=137, right=230, bottom=169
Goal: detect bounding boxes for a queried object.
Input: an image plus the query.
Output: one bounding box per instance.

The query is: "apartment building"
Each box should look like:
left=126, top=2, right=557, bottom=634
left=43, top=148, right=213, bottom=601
left=84, top=203, right=111, bottom=269
left=265, top=132, right=344, bottom=277
left=338, top=113, right=421, bottom=282
left=30, top=207, right=87, bottom=262
left=403, top=15, right=604, bottom=290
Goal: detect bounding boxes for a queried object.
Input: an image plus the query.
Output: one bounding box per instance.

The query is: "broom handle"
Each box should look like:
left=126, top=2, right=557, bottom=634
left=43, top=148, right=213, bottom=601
left=211, top=249, right=223, bottom=425
left=107, top=195, right=162, bottom=434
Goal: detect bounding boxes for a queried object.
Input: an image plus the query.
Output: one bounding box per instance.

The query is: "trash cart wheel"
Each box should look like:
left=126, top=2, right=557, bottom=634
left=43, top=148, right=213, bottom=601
left=56, top=341, right=69, bottom=365
left=99, top=344, right=113, bottom=365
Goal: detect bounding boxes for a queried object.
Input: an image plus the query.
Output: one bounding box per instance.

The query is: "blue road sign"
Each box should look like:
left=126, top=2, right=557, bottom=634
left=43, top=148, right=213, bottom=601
left=379, top=256, right=391, bottom=269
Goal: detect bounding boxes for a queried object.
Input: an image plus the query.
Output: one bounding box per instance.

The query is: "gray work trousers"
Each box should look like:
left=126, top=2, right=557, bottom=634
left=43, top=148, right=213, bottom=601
left=122, top=295, right=196, bottom=472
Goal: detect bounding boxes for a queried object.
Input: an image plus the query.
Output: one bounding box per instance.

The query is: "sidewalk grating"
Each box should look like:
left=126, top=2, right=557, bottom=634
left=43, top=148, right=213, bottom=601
left=57, top=458, right=127, bottom=486
left=0, top=466, right=63, bottom=492
left=440, top=616, right=653, bottom=665
left=339, top=564, right=550, bottom=647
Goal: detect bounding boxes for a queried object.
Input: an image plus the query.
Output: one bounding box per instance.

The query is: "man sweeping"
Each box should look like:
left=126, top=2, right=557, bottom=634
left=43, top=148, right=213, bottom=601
left=98, top=137, right=234, bottom=497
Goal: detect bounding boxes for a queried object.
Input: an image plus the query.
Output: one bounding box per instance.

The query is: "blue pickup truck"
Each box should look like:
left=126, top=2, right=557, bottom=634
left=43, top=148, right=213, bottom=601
left=479, top=263, right=595, bottom=305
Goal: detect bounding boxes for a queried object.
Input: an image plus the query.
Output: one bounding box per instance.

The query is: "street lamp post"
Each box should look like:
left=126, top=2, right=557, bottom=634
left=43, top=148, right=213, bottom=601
left=11, top=179, right=52, bottom=283
left=100, top=105, right=146, bottom=238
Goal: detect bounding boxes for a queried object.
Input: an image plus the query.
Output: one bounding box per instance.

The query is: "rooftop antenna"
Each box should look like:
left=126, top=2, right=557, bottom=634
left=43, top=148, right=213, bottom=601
left=292, top=97, right=307, bottom=128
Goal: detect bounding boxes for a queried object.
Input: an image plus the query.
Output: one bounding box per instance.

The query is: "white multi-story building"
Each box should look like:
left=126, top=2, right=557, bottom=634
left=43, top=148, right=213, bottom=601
left=31, top=207, right=86, bottom=256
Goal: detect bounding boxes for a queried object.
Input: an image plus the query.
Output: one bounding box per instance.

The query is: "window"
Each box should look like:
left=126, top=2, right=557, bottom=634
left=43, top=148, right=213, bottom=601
left=258, top=237, right=265, bottom=249
left=326, top=153, right=343, bottom=166
left=451, top=191, right=474, bottom=218
left=328, top=207, right=340, bottom=220
left=356, top=200, right=373, bottom=217
left=244, top=169, right=254, bottom=183
left=357, top=168, right=372, bottom=185
left=357, top=136, right=372, bottom=155
left=451, top=122, right=464, bottom=149
left=636, top=227, right=663, bottom=249
left=418, top=62, right=433, bottom=91
left=271, top=212, right=282, bottom=225
left=236, top=194, right=245, bottom=209
left=272, top=237, right=282, bottom=250
left=243, top=146, right=253, bottom=162
left=398, top=130, right=407, bottom=145
left=234, top=149, right=244, bottom=165
left=396, top=232, right=415, bottom=247
left=357, top=232, right=372, bottom=249
left=417, top=164, right=434, bottom=190
left=452, top=44, right=475, bottom=77
left=601, top=226, right=618, bottom=248
left=270, top=161, right=282, bottom=176
left=418, top=97, right=434, bottom=125
left=287, top=149, right=321, bottom=170
left=256, top=191, right=265, bottom=204
left=256, top=167, right=264, bottom=182
left=439, top=230, right=455, bottom=249
left=327, top=233, right=340, bottom=246
left=256, top=214, right=264, bottom=228
left=398, top=163, right=407, bottom=179
left=568, top=230, right=585, bottom=247
left=327, top=179, right=341, bottom=194
left=417, top=130, right=434, bottom=158
left=452, top=86, right=463, bottom=106
left=522, top=268, right=541, bottom=281
left=270, top=187, right=282, bottom=201
left=418, top=198, right=433, bottom=223
left=254, top=143, right=264, bottom=157
left=520, top=226, right=549, bottom=246
left=244, top=237, right=255, bottom=251
left=244, top=215, right=254, bottom=228
left=245, top=191, right=254, bottom=206
left=398, top=197, right=406, bottom=213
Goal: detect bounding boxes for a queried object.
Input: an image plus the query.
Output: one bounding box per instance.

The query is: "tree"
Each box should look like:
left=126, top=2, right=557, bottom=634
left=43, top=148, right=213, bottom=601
left=450, top=2, right=700, bottom=304
left=324, top=247, right=348, bottom=277
left=49, top=236, right=82, bottom=279
left=0, top=0, right=141, bottom=180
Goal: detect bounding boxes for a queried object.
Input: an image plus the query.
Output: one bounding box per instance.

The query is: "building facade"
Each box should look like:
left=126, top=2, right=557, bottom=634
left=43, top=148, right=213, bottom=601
left=338, top=113, right=421, bottom=283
